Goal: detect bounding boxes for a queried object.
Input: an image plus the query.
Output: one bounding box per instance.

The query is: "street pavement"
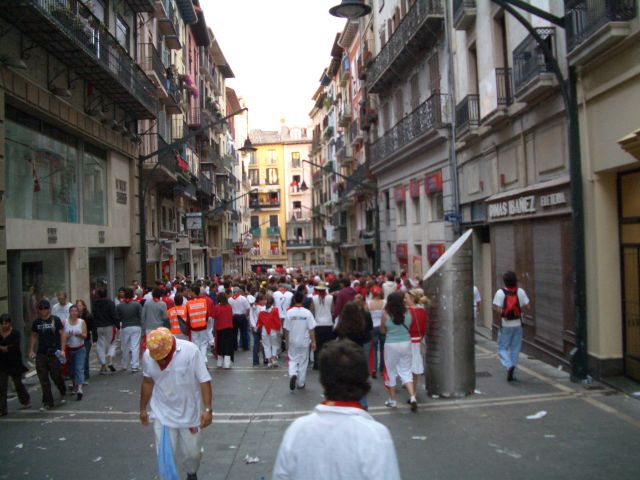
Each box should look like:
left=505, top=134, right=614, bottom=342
left=1, top=333, right=639, bottom=480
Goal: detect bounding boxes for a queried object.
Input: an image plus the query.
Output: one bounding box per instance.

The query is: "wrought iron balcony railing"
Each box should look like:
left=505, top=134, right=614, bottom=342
left=512, top=27, right=556, bottom=94
left=251, top=227, right=261, bottom=237
left=367, top=0, right=444, bottom=93
left=197, top=172, right=213, bottom=196
left=267, top=226, right=281, bottom=237
left=371, top=93, right=450, bottom=165
left=287, top=239, right=312, bottom=247
left=455, top=94, right=479, bottom=136
left=496, top=67, right=513, bottom=106
left=566, top=0, right=637, bottom=51
left=2, top=0, right=157, bottom=118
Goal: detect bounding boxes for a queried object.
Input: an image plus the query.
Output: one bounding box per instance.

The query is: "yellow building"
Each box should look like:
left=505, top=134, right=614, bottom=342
left=246, top=131, right=288, bottom=271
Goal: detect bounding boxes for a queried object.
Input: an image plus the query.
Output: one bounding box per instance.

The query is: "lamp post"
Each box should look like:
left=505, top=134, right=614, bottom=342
left=329, top=0, right=372, bottom=19
left=138, top=107, right=248, bottom=287
left=488, top=0, right=587, bottom=381
left=302, top=158, right=380, bottom=273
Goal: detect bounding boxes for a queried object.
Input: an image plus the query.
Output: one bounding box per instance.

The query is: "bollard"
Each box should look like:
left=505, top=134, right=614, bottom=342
left=423, top=234, right=475, bottom=398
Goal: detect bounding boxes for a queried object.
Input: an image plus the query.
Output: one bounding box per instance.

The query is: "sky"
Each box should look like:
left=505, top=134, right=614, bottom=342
left=201, top=0, right=347, bottom=131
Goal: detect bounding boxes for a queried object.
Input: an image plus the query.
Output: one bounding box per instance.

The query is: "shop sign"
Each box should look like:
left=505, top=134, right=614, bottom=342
left=176, top=249, right=189, bottom=264
left=409, top=180, right=420, bottom=199
left=427, top=244, right=445, bottom=264
left=488, top=190, right=568, bottom=220
left=185, top=212, right=203, bottom=231
left=394, top=185, right=406, bottom=203
left=425, top=171, right=443, bottom=194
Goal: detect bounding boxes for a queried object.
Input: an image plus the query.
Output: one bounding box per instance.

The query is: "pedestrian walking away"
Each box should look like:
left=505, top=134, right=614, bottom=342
left=272, top=339, right=401, bottom=480
left=406, top=289, right=428, bottom=392
left=212, top=292, right=234, bottom=368
left=140, top=328, right=213, bottom=480
left=367, top=285, right=386, bottom=378
left=28, top=300, right=67, bottom=410
left=284, top=291, right=317, bottom=391
left=0, top=314, right=31, bottom=415
left=63, top=305, right=87, bottom=400
left=311, top=281, right=333, bottom=370
left=75, top=299, right=96, bottom=383
left=168, top=294, right=190, bottom=341
left=493, top=271, right=531, bottom=382
left=257, top=294, right=282, bottom=368
left=186, top=286, right=211, bottom=364
left=93, top=287, right=120, bottom=374
left=229, top=287, right=251, bottom=352
left=117, top=288, right=143, bottom=372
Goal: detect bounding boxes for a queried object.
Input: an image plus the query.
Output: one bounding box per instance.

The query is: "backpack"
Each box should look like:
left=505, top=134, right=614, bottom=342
left=502, top=287, right=522, bottom=320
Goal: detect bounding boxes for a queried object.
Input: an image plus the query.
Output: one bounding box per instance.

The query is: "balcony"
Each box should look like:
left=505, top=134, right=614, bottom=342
left=512, top=28, right=558, bottom=103
left=156, top=0, right=180, bottom=48
left=565, top=0, right=637, bottom=66
left=287, top=238, right=312, bottom=248
left=142, top=43, right=169, bottom=94
left=337, top=143, right=353, bottom=168
left=142, top=136, right=178, bottom=183
left=482, top=68, right=513, bottom=126
left=371, top=93, right=450, bottom=166
left=249, top=195, right=281, bottom=209
left=339, top=103, right=352, bottom=127
left=197, top=172, right=213, bottom=197
left=267, top=226, right=281, bottom=237
left=367, top=0, right=444, bottom=94
left=188, top=106, right=204, bottom=129
left=313, top=237, right=326, bottom=247
left=455, top=94, right=479, bottom=139
left=453, top=0, right=476, bottom=30
left=2, top=0, right=157, bottom=119
left=251, top=227, right=261, bottom=237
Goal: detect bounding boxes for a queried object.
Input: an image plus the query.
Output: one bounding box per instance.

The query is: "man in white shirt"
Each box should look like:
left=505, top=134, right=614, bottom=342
left=273, top=340, right=401, bottom=480
left=140, top=328, right=212, bottom=480
left=272, top=282, right=294, bottom=321
left=228, top=287, right=251, bottom=353
left=51, top=292, right=73, bottom=323
left=473, top=285, right=482, bottom=323
left=311, top=282, right=333, bottom=370
left=492, top=271, right=531, bottom=382
left=284, top=291, right=316, bottom=390
left=381, top=273, right=397, bottom=300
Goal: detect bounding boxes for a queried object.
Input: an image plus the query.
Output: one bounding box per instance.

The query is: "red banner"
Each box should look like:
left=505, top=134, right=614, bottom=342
left=425, top=171, right=443, bottom=194
left=409, top=180, right=420, bottom=199
left=176, top=155, right=189, bottom=172
left=427, top=243, right=445, bottom=264
left=396, top=243, right=408, bottom=263
left=394, top=185, right=406, bottom=203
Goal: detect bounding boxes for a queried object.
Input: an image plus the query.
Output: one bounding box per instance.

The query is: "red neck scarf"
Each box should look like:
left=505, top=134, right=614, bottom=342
left=123, top=298, right=133, bottom=303
left=321, top=400, right=364, bottom=410
left=157, top=338, right=177, bottom=371
left=279, top=287, right=287, bottom=293
left=232, top=293, right=240, bottom=300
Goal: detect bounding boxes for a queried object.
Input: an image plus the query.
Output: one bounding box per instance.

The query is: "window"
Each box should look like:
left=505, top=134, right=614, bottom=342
left=412, top=196, right=421, bottom=224
left=266, top=168, right=279, bottom=185
left=249, top=152, right=257, bottom=165
left=394, top=89, right=404, bottom=124
left=268, top=192, right=279, bottom=205
left=115, top=15, right=130, bottom=51
left=268, top=149, right=277, bottom=164
left=291, top=152, right=301, bottom=168
left=83, top=144, right=107, bottom=225
left=89, top=0, right=105, bottom=22
left=430, top=192, right=444, bottom=221
left=251, top=216, right=259, bottom=228
left=249, top=169, right=259, bottom=186
left=410, top=74, right=420, bottom=110
left=383, top=102, right=391, bottom=131
left=396, top=200, right=406, bottom=226
left=429, top=53, right=440, bottom=94
left=384, top=190, right=390, bottom=225
left=269, top=215, right=278, bottom=227
left=291, top=175, right=301, bottom=192
left=293, top=201, right=302, bottom=219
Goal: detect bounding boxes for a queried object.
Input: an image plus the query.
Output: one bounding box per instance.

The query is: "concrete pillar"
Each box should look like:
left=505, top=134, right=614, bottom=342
left=424, top=237, right=475, bottom=398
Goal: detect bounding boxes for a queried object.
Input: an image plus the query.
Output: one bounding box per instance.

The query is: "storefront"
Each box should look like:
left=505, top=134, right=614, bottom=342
left=486, top=178, right=575, bottom=366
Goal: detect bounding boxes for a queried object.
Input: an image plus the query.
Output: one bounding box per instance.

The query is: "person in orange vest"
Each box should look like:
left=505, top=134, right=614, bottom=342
left=195, top=284, right=216, bottom=352
left=167, top=294, right=189, bottom=341
left=186, top=286, right=212, bottom=363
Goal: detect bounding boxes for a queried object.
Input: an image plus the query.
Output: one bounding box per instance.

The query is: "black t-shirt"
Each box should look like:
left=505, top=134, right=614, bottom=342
left=0, top=330, right=25, bottom=374
left=32, top=316, right=64, bottom=355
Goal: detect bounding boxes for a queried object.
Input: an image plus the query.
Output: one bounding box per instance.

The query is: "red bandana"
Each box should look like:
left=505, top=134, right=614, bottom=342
left=157, top=338, right=177, bottom=371
left=321, top=400, right=364, bottom=410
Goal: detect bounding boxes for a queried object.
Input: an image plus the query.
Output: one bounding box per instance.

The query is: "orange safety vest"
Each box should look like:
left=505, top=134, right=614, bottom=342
left=186, top=298, right=208, bottom=330
left=168, top=305, right=187, bottom=335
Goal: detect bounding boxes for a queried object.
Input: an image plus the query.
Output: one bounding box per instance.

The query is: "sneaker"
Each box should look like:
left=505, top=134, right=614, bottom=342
left=108, top=365, right=116, bottom=372
left=19, top=403, right=32, bottom=410
left=76, top=392, right=83, bottom=401
left=507, top=366, right=515, bottom=382
left=187, top=473, right=198, bottom=480
left=297, top=384, right=306, bottom=390
left=384, top=399, right=397, bottom=408
left=289, top=375, right=297, bottom=391
left=40, top=404, right=54, bottom=411
left=410, top=396, right=418, bottom=412
left=131, top=368, right=139, bottom=373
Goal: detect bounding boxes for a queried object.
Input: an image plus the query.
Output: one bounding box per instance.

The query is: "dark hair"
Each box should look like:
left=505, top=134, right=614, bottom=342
left=503, top=271, right=518, bottom=288
left=174, top=293, right=184, bottom=306
left=217, top=292, right=228, bottom=305
left=319, top=339, right=371, bottom=401
left=340, top=277, right=351, bottom=288
left=97, top=288, right=107, bottom=299
left=192, top=285, right=201, bottom=296
left=124, top=288, right=134, bottom=300
left=335, top=302, right=365, bottom=340
left=265, top=293, right=274, bottom=309
left=0, top=313, right=11, bottom=323
left=152, top=287, right=163, bottom=299
left=293, top=290, right=304, bottom=305
left=385, top=291, right=406, bottom=325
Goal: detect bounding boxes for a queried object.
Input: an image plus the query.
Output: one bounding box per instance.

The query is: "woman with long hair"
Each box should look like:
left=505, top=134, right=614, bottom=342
left=212, top=292, right=234, bottom=369
left=75, top=299, right=95, bottom=383
left=64, top=305, right=87, bottom=400
left=380, top=292, right=417, bottom=411
left=367, top=285, right=385, bottom=378
left=406, top=289, right=428, bottom=392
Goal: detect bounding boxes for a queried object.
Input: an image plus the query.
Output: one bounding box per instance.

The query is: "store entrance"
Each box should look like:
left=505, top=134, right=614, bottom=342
left=620, top=171, right=640, bottom=382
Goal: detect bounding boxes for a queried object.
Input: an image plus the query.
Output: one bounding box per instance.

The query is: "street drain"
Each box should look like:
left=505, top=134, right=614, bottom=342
left=476, top=371, right=492, bottom=378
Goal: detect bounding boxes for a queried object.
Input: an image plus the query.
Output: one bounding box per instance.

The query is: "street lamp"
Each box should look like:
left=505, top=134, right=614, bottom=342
left=302, top=158, right=380, bottom=272
left=238, top=109, right=257, bottom=153
left=329, top=0, right=372, bottom=19
left=138, top=107, right=249, bottom=287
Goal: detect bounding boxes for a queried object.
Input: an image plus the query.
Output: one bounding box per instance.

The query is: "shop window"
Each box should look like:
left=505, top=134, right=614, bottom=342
left=413, top=196, right=421, bottom=224
left=4, top=119, right=79, bottom=223
left=83, top=145, right=107, bottom=225
left=396, top=200, right=406, bottom=226
left=430, top=192, right=444, bottom=221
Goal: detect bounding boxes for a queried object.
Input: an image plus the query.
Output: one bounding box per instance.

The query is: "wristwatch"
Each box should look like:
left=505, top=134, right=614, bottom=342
left=204, top=407, right=212, bottom=413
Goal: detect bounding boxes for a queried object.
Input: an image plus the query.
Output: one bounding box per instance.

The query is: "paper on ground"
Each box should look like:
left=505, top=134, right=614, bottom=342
left=526, top=411, right=547, bottom=420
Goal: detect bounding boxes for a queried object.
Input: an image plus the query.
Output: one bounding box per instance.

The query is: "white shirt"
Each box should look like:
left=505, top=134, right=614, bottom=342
left=143, top=292, right=154, bottom=303
left=64, top=319, right=85, bottom=349
left=142, top=339, right=211, bottom=428
left=312, top=294, right=333, bottom=327
left=382, top=281, right=396, bottom=300
left=52, top=302, right=73, bottom=323
left=273, top=289, right=294, bottom=319
left=246, top=294, right=257, bottom=328
left=228, top=295, right=250, bottom=316
left=272, top=404, right=401, bottom=480
left=473, top=286, right=481, bottom=307
left=493, top=287, right=530, bottom=327
left=284, top=306, right=316, bottom=347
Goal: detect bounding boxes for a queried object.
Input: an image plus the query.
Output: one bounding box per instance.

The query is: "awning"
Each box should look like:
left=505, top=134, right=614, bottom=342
left=619, top=128, right=640, bottom=160
left=484, top=176, right=570, bottom=203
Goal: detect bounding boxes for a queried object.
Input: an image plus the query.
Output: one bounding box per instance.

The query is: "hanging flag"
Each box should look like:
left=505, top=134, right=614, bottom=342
left=176, top=155, right=189, bottom=172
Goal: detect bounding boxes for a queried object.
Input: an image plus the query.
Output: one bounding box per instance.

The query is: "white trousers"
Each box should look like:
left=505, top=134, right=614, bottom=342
left=120, top=326, right=142, bottom=370
left=96, top=326, right=117, bottom=365
left=261, top=330, right=279, bottom=358
left=288, top=344, right=310, bottom=387
left=384, top=341, right=412, bottom=388
left=153, top=421, right=202, bottom=476
left=191, top=330, right=210, bottom=363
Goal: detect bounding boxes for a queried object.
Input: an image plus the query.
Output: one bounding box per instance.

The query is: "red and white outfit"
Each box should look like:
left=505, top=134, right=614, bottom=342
left=408, top=306, right=427, bottom=375
left=273, top=288, right=294, bottom=320
left=257, top=306, right=282, bottom=361
left=284, top=306, right=316, bottom=388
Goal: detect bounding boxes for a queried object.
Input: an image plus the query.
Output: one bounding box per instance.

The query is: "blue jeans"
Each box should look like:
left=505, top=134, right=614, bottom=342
left=497, top=326, right=523, bottom=369
left=252, top=328, right=265, bottom=365
left=371, top=327, right=385, bottom=373
left=83, top=338, right=92, bottom=379
left=68, top=346, right=86, bottom=387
